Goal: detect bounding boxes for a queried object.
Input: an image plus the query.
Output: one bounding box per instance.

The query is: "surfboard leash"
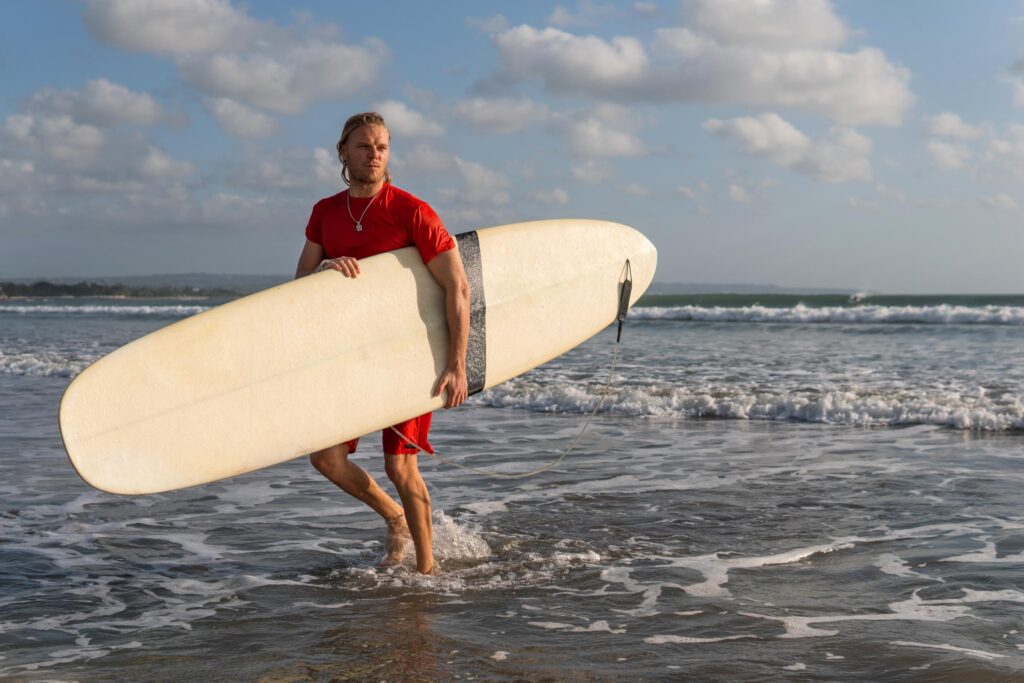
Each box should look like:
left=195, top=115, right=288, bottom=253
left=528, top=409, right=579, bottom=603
left=389, top=259, right=633, bottom=480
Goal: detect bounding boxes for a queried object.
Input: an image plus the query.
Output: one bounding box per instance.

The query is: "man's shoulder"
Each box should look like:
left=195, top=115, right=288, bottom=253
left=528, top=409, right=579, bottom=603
left=312, top=191, right=346, bottom=210
left=385, top=184, right=431, bottom=209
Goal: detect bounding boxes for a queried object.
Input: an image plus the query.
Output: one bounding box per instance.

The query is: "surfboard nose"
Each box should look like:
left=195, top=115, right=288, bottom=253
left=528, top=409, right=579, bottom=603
left=621, top=224, right=657, bottom=308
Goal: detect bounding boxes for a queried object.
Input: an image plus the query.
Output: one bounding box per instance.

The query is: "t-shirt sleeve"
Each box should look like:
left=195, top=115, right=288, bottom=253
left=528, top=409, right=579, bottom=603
left=304, top=201, right=322, bottom=245
left=411, top=202, right=455, bottom=263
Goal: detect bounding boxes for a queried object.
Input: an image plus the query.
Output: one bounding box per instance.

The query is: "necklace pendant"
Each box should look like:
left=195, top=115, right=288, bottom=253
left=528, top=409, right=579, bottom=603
left=355, top=222, right=362, bottom=232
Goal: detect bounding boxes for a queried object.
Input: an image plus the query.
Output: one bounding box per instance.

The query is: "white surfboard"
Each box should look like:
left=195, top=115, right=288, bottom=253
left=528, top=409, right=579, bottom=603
left=59, top=219, right=657, bottom=494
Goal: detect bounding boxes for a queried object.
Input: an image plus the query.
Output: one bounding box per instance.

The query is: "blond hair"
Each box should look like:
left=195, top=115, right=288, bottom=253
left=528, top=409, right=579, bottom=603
left=336, top=112, right=392, bottom=186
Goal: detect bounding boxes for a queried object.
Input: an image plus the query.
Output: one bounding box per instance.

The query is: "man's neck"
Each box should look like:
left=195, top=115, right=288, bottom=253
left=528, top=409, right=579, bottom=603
left=349, top=180, right=385, bottom=198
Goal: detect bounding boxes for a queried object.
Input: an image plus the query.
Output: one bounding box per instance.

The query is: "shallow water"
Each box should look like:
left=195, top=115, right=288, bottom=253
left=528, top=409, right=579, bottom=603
left=2, top=299, right=1024, bottom=680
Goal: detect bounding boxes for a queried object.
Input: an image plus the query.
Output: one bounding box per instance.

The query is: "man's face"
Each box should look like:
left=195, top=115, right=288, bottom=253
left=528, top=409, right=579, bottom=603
left=342, top=124, right=389, bottom=186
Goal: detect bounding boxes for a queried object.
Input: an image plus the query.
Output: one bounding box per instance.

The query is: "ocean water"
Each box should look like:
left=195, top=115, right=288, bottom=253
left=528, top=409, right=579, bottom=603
left=2, top=293, right=1024, bottom=681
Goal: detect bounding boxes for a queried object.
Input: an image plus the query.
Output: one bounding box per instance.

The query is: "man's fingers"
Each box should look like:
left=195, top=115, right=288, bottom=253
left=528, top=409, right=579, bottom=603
left=432, top=370, right=468, bottom=408
left=445, top=382, right=467, bottom=409
left=432, top=375, right=447, bottom=398
left=322, top=257, right=360, bottom=278
left=347, top=259, right=360, bottom=278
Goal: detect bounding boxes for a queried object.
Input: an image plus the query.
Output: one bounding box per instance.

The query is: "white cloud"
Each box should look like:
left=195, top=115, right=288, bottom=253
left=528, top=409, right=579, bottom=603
left=926, top=139, right=971, bottom=170
left=454, top=97, right=550, bottom=134
left=1008, top=57, right=1024, bottom=106
left=466, top=14, right=510, bottom=34
left=2, top=119, right=197, bottom=244
left=704, top=113, right=873, bottom=183
left=200, top=192, right=285, bottom=230
left=0, top=158, right=36, bottom=186
left=547, top=1, right=616, bottom=28
left=453, top=158, right=511, bottom=204
left=572, top=160, right=614, bottom=183
left=552, top=105, right=647, bottom=158
left=230, top=148, right=325, bottom=191
left=728, top=184, right=752, bottom=203
left=139, top=147, right=194, bottom=178
left=486, top=1, right=911, bottom=126
left=548, top=6, right=576, bottom=26
left=686, top=0, right=847, bottom=49
left=1011, top=78, right=1024, bottom=108
left=29, top=79, right=162, bottom=127
left=0, top=160, right=45, bottom=219
left=314, top=148, right=340, bottom=185
left=373, top=100, right=443, bottom=138
left=84, top=0, right=388, bottom=117
left=804, top=127, right=873, bottom=183
left=623, top=182, right=653, bottom=196
left=394, top=143, right=456, bottom=174
left=207, top=98, right=277, bottom=138
left=675, top=181, right=710, bottom=199
left=492, top=26, right=649, bottom=93
left=180, top=41, right=386, bottom=115
left=83, top=0, right=260, bottom=54
left=925, top=112, right=982, bottom=140
left=3, top=114, right=106, bottom=165
left=632, top=2, right=658, bottom=16
left=914, top=122, right=1024, bottom=178
left=530, top=188, right=570, bottom=205
left=703, top=112, right=810, bottom=166
left=0, top=76, right=199, bottom=212
left=981, top=193, right=1018, bottom=210
left=2, top=114, right=34, bottom=143
left=396, top=146, right=511, bottom=207
left=985, top=124, right=1024, bottom=176
left=874, top=183, right=906, bottom=203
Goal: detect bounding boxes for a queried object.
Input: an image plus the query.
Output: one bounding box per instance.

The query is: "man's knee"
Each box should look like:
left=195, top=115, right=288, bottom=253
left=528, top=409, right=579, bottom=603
left=385, top=455, right=416, bottom=489
left=310, top=444, right=349, bottom=473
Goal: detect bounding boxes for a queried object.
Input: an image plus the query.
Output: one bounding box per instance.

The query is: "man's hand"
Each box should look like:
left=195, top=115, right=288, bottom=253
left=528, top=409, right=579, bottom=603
left=433, top=364, right=468, bottom=409
left=317, top=256, right=361, bottom=278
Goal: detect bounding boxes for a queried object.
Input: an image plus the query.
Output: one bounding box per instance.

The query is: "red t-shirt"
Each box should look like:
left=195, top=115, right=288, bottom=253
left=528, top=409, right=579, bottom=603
left=304, top=184, right=454, bottom=263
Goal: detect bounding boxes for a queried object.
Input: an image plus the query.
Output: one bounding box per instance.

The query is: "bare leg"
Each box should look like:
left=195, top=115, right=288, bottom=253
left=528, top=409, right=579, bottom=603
left=385, top=453, right=435, bottom=574
left=309, top=444, right=409, bottom=564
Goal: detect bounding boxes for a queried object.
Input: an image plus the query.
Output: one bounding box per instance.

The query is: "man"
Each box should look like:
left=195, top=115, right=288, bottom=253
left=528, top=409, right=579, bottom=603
left=295, top=112, right=470, bottom=575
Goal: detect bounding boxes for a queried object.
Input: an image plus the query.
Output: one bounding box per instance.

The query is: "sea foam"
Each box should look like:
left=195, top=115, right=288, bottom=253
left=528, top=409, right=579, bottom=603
left=631, top=304, right=1024, bottom=325
left=0, top=350, right=95, bottom=378
left=472, top=379, right=1024, bottom=431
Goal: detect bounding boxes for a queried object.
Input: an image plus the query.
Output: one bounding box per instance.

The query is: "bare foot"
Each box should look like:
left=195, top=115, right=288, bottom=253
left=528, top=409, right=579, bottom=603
left=379, top=513, right=412, bottom=567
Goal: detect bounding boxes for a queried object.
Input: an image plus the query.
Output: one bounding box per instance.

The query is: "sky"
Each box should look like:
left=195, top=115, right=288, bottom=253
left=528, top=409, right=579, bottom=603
left=2, top=1, right=1024, bottom=293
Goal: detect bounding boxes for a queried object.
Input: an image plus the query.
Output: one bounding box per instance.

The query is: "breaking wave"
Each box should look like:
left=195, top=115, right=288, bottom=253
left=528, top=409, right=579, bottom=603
left=630, top=304, right=1024, bottom=325
left=472, top=379, right=1024, bottom=431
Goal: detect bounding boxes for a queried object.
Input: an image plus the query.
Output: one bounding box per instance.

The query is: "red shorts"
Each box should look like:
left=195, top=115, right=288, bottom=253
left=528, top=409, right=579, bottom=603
left=343, top=413, right=434, bottom=456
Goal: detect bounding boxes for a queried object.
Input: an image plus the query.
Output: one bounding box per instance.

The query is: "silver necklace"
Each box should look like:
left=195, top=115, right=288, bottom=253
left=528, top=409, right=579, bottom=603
left=346, top=187, right=381, bottom=232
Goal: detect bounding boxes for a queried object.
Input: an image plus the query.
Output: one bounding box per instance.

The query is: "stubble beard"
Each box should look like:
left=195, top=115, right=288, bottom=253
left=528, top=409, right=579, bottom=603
left=348, top=164, right=387, bottom=189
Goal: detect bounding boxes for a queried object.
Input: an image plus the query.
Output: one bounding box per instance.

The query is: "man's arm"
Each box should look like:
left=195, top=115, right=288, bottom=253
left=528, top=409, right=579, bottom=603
left=295, top=240, right=325, bottom=278
left=426, top=247, right=471, bottom=409
left=295, top=239, right=361, bottom=279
